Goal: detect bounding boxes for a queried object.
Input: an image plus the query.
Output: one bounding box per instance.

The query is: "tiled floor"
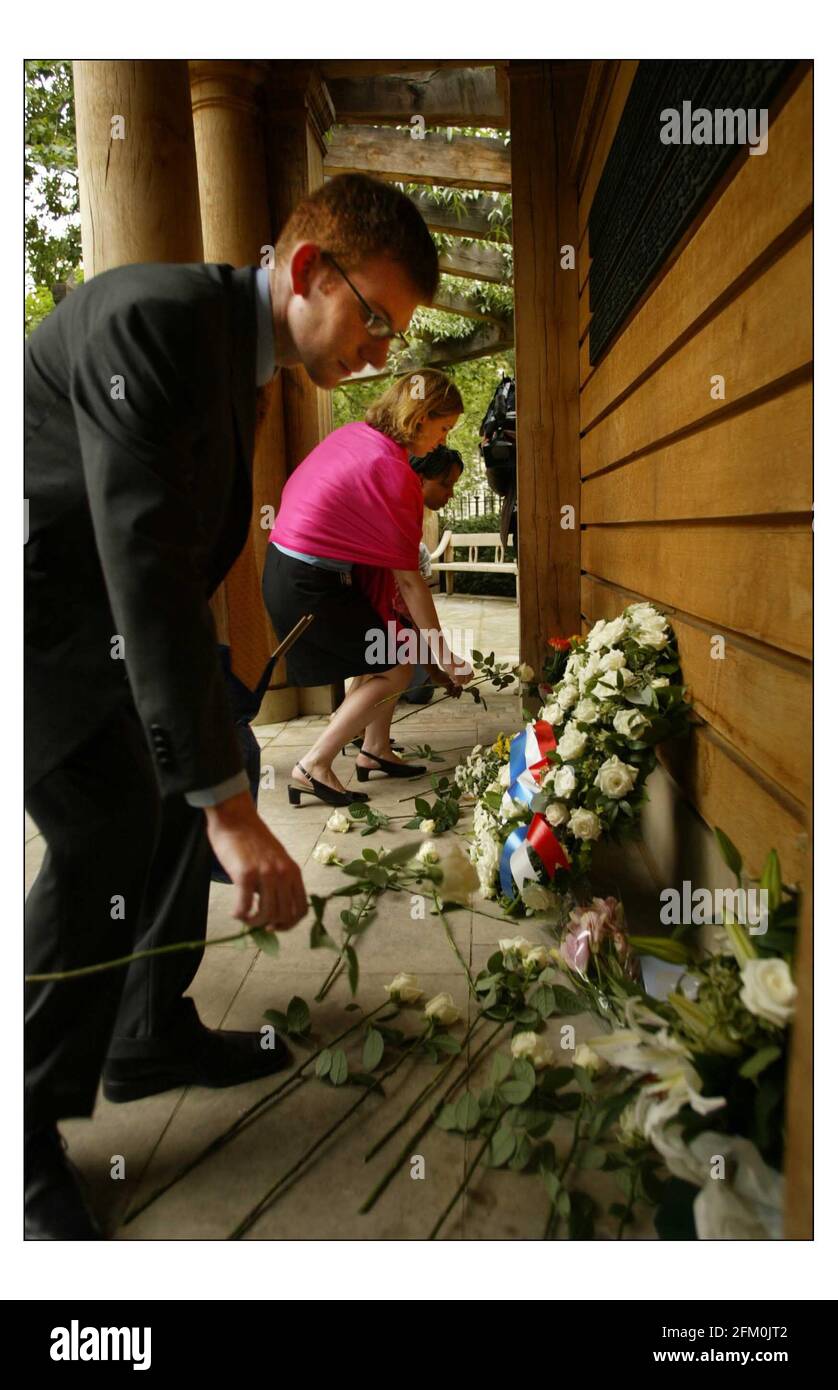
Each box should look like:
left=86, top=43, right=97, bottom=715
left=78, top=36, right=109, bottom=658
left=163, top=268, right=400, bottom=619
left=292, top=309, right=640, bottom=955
left=26, top=596, right=662, bottom=1240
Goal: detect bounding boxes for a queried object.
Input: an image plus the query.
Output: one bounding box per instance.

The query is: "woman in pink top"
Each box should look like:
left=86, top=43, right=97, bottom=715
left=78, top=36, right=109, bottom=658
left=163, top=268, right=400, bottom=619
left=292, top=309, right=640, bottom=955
left=263, top=369, right=473, bottom=807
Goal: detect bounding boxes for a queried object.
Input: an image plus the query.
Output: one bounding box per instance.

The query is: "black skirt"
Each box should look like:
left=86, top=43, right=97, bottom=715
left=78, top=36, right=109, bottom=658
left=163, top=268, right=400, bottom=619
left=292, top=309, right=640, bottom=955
left=262, top=545, right=398, bottom=686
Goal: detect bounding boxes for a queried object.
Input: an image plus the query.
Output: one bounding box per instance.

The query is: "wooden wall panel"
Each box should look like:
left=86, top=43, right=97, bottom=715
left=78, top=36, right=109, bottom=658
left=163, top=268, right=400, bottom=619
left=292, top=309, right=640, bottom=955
left=581, top=230, right=813, bottom=477
left=581, top=380, right=812, bottom=523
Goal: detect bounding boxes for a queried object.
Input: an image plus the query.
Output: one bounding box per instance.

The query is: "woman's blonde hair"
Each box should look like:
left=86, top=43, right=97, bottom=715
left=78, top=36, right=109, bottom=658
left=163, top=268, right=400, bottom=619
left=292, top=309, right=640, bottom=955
left=365, top=369, right=463, bottom=448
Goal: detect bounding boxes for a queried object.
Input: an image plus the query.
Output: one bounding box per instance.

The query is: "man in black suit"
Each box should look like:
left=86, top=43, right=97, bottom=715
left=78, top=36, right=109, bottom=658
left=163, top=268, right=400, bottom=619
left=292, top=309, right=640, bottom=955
left=24, top=172, right=439, bottom=1238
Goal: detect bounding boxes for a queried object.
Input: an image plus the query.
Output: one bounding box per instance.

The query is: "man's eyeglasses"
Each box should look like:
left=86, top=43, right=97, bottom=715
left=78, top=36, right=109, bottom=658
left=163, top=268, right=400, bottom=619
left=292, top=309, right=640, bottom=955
left=322, top=251, right=410, bottom=350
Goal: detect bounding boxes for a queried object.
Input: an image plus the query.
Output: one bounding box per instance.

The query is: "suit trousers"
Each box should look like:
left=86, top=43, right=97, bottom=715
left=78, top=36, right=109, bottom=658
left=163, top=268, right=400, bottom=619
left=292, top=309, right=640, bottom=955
left=25, top=700, right=214, bottom=1128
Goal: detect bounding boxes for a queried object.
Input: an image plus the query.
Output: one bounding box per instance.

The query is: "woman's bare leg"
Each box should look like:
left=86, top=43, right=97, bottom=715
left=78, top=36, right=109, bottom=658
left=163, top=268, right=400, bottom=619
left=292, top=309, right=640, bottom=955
left=292, top=663, right=414, bottom=792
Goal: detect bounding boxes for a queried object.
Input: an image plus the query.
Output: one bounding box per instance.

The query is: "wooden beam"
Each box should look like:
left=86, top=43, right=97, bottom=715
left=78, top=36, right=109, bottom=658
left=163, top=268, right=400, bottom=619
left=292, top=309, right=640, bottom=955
left=510, top=60, right=584, bottom=669
left=432, top=284, right=504, bottom=323
left=408, top=189, right=509, bottom=241
left=324, top=124, right=510, bottom=190
left=438, top=241, right=509, bottom=283
left=358, top=320, right=513, bottom=380
left=317, top=61, right=486, bottom=78
left=327, top=67, right=506, bottom=128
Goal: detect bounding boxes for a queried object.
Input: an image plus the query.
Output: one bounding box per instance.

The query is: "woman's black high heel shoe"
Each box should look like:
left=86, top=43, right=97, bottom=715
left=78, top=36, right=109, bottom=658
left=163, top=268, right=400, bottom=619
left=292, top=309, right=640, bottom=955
left=342, top=737, right=404, bottom=756
left=356, top=749, right=426, bottom=781
left=287, top=764, right=369, bottom=807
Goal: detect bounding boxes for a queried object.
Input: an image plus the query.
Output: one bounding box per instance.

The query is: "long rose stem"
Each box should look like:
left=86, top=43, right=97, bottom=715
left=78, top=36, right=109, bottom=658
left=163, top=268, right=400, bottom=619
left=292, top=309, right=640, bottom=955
left=122, top=1002, right=391, bottom=1225
left=228, top=1029, right=429, bottom=1240
left=434, top=891, right=478, bottom=999
left=363, top=1015, right=484, bottom=1162
left=428, top=1112, right=505, bottom=1240
left=358, top=1021, right=506, bottom=1215
left=25, top=927, right=262, bottom=983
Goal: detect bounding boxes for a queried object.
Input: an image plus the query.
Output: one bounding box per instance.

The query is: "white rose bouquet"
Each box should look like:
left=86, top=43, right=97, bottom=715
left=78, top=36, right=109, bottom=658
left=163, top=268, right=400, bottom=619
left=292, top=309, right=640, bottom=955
left=464, top=602, right=691, bottom=910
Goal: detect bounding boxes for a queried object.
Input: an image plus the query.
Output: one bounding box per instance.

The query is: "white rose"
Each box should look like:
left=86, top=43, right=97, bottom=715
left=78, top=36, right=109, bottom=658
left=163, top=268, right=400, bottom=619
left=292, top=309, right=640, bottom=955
left=690, top=1134, right=784, bottom=1240
left=419, top=819, right=436, bottom=834
left=580, top=653, right=603, bottom=684
left=326, top=810, right=351, bottom=833
left=573, top=1042, right=607, bottom=1074
left=575, top=697, right=599, bottom=724
left=740, top=958, right=797, bottom=1027
left=313, top=842, right=339, bottom=865
left=613, top=707, right=650, bottom=738
left=588, top=617, right=626, bottom=651
left=545, top=801, right=570, bottom=828
left=516, top=662, right=535, bottom=683
left=635, top=624, right=669, bottom=651
left=552, top=765, right=577, bottom=799
left=557, top=682, right=578, bottom=710
left=471, top=744, right=483, bottom=756
left=499, top=764, right=511, bottom=789
left=593, top=668, right=637, bottom=699
left=499, top=935, right=534, bottom=955
left=594, top=755, right=639, bottom=799
left=510, top=1030, right=556, bottom=1070
left=557, top=724, right=587, bottom=760
left=521, top=882, right=553, bottom=912
left=568, top=807, right=602, bottom=841
left=541, top=701, right=562, bottom=726
left=523, top=945, right=552, bottom=969
left=437, top=845, right=479, bottom=904
left=385, top=971, right=423, bottom=1004
left=416, top=840, right=439, bottom=865
left=652, top=676, right=670, bottom=688
left=424, top=991, right=460, bottom=1026
left=599, top=648, right=626, bottom=671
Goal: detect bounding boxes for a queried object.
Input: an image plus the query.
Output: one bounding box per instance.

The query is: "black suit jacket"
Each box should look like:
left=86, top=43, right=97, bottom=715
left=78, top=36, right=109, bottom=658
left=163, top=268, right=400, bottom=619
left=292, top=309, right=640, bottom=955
left=25, top=261, right=258, bottom=795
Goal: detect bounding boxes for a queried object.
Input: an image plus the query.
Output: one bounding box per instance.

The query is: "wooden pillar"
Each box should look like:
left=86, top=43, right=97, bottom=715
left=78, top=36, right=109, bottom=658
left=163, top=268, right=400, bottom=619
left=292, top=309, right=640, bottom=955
left=509, top=61, right=584, bottom=674
left=74, top=60, right=203, bottom=274
left=264, top=65, right=340, bottom=714
left=265, top=66, right=335, bottom=471
left=190, top=61, right=296, bottom=716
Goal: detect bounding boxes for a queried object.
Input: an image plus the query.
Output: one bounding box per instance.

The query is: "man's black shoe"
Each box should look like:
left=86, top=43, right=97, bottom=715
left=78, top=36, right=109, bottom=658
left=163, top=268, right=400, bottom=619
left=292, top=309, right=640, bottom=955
left=102, top=1023, right=293, bottom=1103
left=25, top=1125, right=102, bottom=1240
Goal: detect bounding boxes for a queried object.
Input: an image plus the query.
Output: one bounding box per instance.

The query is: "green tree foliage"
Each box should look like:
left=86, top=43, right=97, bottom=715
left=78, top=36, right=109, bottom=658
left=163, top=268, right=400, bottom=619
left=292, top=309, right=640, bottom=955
left=25, top=60, right=82, bottom=332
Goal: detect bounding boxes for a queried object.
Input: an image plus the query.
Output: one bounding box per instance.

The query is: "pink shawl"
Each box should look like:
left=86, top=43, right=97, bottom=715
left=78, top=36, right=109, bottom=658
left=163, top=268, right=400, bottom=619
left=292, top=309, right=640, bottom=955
left=270, top=422, right=423, bottom=624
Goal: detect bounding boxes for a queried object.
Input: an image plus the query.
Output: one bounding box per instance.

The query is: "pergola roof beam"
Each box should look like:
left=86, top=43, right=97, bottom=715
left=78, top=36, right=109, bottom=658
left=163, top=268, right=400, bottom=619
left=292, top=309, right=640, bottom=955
left=324, top=124, right=510, bottom=190
left=327, top=67, right=506, bottom=128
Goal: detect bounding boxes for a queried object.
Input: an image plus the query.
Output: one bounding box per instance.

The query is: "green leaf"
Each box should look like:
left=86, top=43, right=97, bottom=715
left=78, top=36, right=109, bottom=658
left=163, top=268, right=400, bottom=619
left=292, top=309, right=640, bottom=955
left=342, top=859, right=371, bottom=877
left=490, top=1051, right=513, bottom=1086
left=498, top=1078, right=534, bottom=1105
left=577, top=1145, right=607, bottom=1170
left=433, top=1033, right=462, bottom=1055
left=539, top=1066, right=574, bottom=1093
left=251, top=928, right=279, bottom=956
left=329, top=1049, right=349, bottom=1086
left=714, top=827, right=743, bottom=881
left=739, top=1045, right=782, bottom=1081
left=532, top=984, right=557, bottom=1019
left=557, top=1188, right=572, bottom=1219
left=381, top=842, right=424, bottom=867
left=508, top=1133, right=532, bottom=1171
left=488, top=1126, right=516, bottom=1167
left=551, top=985, right=588, bottom=1015
left=315, top=1049, right=332, bottom=1078
left=436, top=1103, right=459, bottom=1131
left=513, top=1007, right=539, bottom=1026
left=286, top=996, right=310, bottom=1035
left=362, top=1028, right=385, bottom=1071
left=263, top=1008, right=287, bottom=1032
left=760, top=848, right=783, bottom=913
left=414, top=798, right=433, bottom=818
left=454, top=1092, right=481, bottom=1132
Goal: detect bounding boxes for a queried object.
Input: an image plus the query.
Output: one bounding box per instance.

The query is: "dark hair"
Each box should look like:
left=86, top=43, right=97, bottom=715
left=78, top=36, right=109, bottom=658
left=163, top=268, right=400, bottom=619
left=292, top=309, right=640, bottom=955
left=409, top=445, right=465, bottom=481
left=276, top=173, right=439, bottom=301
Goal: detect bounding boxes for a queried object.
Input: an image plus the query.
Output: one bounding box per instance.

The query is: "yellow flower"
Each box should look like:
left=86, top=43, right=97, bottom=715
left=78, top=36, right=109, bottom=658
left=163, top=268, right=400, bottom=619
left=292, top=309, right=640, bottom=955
left=492, top=733, right=511, bottom=758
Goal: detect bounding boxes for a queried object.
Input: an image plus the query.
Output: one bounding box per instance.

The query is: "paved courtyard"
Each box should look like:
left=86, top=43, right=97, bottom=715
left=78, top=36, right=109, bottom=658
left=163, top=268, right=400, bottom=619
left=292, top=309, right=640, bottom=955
left=25, top=596, right=662, bottom=1240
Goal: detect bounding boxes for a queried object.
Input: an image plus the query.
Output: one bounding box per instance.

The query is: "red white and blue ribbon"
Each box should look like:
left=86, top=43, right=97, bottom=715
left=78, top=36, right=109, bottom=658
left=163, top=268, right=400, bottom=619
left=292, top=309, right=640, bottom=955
left=499, top=721, right=568, bottom=898
left=507, top=720, right=557, bottom=807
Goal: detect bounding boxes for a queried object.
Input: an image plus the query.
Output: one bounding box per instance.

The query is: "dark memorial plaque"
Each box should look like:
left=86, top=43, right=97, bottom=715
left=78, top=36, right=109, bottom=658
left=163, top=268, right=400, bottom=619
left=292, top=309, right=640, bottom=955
left=588, top=59, right=797, bottom=364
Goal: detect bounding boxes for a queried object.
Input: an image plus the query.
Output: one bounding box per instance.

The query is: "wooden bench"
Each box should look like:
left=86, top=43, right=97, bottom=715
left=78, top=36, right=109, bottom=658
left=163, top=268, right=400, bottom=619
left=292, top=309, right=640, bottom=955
left=430, top=530, right=518, bottom=597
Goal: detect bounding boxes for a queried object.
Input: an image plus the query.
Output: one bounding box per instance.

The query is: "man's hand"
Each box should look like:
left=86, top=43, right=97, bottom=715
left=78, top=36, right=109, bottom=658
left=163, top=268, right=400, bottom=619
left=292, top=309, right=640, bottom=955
left=204, top=790, right=307, bottom=929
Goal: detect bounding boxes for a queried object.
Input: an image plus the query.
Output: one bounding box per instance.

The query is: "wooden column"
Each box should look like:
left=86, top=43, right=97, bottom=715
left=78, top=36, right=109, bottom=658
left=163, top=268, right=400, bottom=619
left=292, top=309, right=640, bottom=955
left=264, top=65, right=339, bottom=714
left=265, top=66, right=335, bottom=471
left=510, top=61, right=585, bottom=674
left=74, top=60, right=203, bottom=274
left=190, top=61, right=295, bottom=715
